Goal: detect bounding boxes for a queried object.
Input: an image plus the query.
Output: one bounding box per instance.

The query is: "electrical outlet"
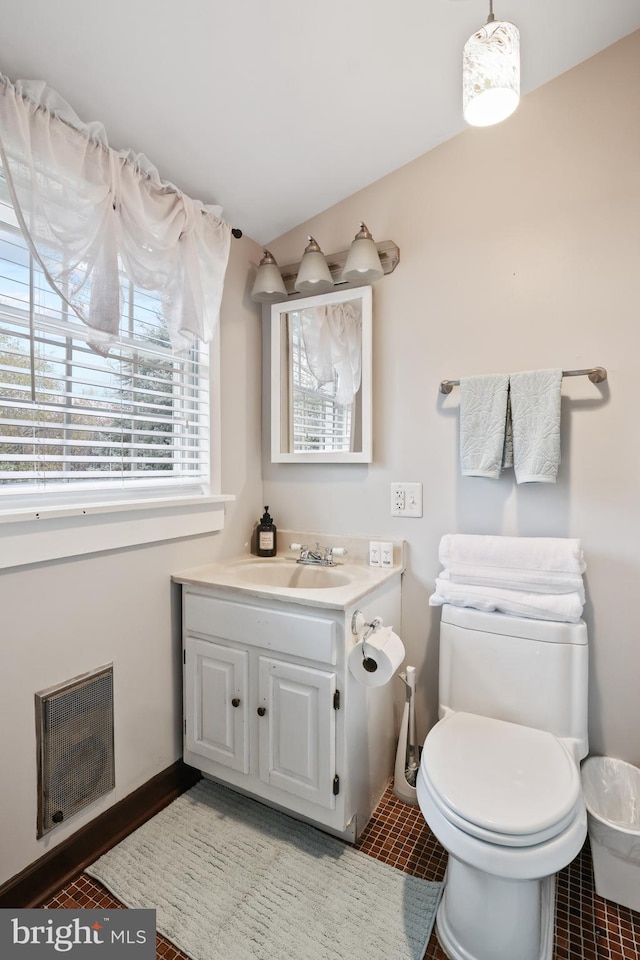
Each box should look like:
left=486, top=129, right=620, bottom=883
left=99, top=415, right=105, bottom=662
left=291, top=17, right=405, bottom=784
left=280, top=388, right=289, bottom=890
left=391, top=482, right=423, bottom=517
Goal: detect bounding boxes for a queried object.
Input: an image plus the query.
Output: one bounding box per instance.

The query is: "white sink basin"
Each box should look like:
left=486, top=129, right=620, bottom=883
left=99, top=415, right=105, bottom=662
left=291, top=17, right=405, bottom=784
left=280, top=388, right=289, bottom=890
left=232, top=561, right=351, bottom=590
left=173, top=539, right=404, bottom=609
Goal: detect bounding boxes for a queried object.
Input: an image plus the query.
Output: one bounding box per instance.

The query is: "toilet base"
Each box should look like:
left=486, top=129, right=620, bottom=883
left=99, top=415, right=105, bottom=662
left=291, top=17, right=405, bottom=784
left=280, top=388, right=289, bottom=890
left=435, top=856, right=555, bottom=960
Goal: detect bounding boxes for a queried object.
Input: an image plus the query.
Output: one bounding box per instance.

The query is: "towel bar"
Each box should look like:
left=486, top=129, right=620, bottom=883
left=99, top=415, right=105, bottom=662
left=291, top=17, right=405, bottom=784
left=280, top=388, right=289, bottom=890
left=439, top=366, right=607, bottom=395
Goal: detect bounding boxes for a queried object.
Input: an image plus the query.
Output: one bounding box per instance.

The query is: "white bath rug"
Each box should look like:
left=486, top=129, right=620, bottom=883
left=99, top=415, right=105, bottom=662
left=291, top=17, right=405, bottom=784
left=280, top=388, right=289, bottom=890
left=87, top=779, right=442, bottom=960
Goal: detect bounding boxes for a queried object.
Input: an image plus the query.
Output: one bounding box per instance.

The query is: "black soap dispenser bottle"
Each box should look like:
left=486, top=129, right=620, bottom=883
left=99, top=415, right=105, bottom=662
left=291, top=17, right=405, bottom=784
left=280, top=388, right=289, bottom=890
left=256, top=506, right=277, bottom=558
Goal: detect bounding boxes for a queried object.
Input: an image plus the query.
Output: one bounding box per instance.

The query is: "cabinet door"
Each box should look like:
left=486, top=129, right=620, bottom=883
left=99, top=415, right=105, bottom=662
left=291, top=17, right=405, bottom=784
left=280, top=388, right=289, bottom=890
left=185, top=637, right=249, bottom=773
left=258, top=657, right=336, bottom=810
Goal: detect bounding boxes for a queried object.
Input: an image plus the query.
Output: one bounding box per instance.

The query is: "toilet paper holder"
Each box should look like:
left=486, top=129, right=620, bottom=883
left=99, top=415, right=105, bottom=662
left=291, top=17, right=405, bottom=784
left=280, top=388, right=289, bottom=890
left=351, top=610, right=382, bottom=640
left=351, top=610, right=383, bottom=674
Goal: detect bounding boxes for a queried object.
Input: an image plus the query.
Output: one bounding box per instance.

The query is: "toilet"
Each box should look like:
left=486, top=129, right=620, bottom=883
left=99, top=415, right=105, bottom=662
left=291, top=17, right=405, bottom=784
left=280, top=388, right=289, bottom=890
left=417, top=604, right=589, bottom=960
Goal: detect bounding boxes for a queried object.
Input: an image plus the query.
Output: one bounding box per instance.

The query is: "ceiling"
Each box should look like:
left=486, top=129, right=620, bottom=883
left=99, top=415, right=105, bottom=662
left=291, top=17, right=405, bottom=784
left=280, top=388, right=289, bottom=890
left=2, top=1, right=639, bottom=245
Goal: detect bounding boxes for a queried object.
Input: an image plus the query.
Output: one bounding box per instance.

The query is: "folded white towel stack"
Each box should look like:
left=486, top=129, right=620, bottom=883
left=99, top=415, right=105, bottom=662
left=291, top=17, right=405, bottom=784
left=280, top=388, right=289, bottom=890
left=430, top=533, right=586, bottom=622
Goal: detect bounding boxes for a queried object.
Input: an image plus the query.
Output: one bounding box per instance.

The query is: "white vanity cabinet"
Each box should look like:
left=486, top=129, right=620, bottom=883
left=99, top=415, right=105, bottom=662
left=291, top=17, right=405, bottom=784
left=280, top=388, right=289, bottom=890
left=256, top=656, right=337, bottom=809
left=185, top=637, right=250, bottom=774
left=185, top=631, right=337, bottom=811
left=178, top=571, right=402, bottom=842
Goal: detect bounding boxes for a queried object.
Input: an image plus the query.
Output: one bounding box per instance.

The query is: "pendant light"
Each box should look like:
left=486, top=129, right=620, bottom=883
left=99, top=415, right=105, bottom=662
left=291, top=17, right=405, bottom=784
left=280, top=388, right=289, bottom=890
left=251, top=249, right=287, bottom=302
left=463, top=0, right=520, bottom=127
left=294, top=237, right=334, bottom=294
left=342, top=223, right=384, bottom=283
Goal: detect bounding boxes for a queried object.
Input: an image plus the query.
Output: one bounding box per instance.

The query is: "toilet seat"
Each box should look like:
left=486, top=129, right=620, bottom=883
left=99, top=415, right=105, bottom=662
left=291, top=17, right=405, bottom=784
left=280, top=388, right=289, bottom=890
left=421, top=712, right=582, bottom=847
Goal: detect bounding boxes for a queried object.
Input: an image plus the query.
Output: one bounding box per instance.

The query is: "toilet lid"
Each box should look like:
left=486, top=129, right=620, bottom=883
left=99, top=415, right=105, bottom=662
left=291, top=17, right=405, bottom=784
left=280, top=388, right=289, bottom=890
left=423, top=712, right=581, bottom=839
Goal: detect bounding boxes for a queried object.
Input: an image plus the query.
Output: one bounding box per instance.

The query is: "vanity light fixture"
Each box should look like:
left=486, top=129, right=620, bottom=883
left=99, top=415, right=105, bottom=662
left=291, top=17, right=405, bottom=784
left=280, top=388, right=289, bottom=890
left=250, top=249, right=288, bottom=302
left=294, top=237, right=334, bottom=295
left=342, top=223, right=384, bottom=283
left=463, top=0, right=520, bottom=127
left=249, top=236, right=400, bottom=302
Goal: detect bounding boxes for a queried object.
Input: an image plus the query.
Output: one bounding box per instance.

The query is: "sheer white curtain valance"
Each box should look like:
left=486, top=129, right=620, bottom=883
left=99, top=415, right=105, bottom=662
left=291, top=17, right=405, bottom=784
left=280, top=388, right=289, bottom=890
left=300, top=301, right=362, bottom=406
left=0, top=74, right=231, bottom=353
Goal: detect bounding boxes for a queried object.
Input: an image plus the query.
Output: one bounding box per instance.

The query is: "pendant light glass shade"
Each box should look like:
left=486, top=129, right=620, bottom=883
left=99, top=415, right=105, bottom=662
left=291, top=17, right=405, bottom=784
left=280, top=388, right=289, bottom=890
left=342, top=223, right=384, bottom=283
left=251, top=249, right=287, bottom=302
left=294, top=237, right=334, bottom=294
left=463, top=18, right=520, bottom=127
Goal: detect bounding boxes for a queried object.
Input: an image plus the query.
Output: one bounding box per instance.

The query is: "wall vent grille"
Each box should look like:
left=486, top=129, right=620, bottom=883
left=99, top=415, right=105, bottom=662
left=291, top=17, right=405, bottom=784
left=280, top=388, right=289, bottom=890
left=35, top=664, right=115, bottom=838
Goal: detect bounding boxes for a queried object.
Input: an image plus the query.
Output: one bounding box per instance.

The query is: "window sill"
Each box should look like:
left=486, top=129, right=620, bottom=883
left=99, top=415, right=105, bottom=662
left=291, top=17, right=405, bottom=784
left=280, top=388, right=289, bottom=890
left=0, top=493, right=236, bottom=570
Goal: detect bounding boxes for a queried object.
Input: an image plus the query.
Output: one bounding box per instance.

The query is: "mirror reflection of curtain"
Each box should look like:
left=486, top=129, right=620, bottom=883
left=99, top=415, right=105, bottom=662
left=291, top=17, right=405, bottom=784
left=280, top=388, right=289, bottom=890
left=300, top=302, right=362, bottom=406
left=273, top=286, right=371, bottom=463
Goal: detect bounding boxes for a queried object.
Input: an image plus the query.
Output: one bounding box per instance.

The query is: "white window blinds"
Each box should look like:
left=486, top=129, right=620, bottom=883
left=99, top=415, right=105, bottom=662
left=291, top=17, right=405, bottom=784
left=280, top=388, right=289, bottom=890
left=0, top=172, right=209, bottom=500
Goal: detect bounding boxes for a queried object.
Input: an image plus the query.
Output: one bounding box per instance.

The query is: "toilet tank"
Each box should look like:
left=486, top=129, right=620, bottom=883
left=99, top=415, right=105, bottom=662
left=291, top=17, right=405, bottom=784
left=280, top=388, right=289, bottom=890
left=438, top=605, right=589, bottom=760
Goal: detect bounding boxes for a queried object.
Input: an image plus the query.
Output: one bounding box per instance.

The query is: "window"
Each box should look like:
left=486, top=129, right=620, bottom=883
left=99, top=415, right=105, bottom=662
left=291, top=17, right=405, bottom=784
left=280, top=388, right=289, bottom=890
left=288, top=310, right=354, bottom=454
left=0, top=171, right=211, bottom=512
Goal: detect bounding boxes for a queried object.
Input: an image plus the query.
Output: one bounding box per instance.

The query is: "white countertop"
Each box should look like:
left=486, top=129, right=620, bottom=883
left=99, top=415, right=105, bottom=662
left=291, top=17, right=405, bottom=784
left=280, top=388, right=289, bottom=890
left=172, top=552, right=403, bottom=611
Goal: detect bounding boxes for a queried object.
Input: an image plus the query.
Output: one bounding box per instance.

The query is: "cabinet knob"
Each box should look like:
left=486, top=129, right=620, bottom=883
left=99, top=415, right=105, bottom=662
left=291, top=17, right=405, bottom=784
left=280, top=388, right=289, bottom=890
left=257, top=706, right=266, bottom=717
left=232, top=697, right=240, bottom=708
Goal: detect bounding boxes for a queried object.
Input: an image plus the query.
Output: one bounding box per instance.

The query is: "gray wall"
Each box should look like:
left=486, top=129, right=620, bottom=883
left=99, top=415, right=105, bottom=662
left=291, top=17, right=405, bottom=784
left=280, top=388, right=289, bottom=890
left=0, top=236, right=264, bottom=885
left=263, top=32, right=640, bottom=766
left=2, top=28, right=639, bottom=890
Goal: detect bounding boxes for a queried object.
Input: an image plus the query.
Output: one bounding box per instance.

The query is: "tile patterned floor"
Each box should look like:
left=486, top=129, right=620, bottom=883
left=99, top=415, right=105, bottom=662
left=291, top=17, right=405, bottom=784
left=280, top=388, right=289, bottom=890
left=42, top=783, right=640, bottom=960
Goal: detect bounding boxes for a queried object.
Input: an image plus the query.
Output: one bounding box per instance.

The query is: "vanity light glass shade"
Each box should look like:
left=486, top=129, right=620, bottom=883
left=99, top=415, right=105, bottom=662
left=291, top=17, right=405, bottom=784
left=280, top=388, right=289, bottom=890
left=463, top=19, right=520, bottom=127
left=251, top=249, right=288, bottom=302
left=294, top=237, right=334, bottom=294
left=342, top=223, right=384, bottom=283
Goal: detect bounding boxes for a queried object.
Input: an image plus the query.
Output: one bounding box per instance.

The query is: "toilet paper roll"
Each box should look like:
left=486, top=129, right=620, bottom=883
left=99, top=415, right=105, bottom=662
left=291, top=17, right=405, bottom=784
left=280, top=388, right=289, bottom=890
left=348, top=626, right=405, bottom=687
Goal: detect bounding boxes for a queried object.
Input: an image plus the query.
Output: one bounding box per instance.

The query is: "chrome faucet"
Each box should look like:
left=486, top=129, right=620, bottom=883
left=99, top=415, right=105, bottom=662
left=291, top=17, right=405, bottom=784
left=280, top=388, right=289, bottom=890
left=290, top=542, right=347, bottom=566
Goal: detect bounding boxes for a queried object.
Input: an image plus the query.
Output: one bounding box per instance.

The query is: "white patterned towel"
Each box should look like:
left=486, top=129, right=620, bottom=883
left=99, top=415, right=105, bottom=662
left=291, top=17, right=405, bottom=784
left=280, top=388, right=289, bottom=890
left=509, top=369, right=563, bottom=483
left=459, top=374, right=510, bottom=478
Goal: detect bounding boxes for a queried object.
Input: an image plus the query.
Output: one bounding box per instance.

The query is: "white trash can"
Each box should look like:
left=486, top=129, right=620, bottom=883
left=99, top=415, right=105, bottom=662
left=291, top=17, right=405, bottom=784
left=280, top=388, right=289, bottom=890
left=581, top=756, right=640, bottom=913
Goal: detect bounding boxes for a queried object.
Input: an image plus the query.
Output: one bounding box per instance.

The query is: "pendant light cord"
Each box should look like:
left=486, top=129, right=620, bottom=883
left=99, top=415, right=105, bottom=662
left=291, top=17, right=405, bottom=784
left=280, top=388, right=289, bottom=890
left=487, top=0, right=495, bottom=23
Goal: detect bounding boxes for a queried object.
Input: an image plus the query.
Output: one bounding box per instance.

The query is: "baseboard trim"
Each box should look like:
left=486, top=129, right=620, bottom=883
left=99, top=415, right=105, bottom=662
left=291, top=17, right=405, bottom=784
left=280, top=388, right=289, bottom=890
left=0, top=760, right=202, bottom=909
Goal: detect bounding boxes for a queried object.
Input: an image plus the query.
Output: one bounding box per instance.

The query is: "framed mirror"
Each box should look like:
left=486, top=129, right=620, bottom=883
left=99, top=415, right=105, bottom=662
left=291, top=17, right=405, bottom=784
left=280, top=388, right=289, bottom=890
left=270, top=286, right=372, bottom=463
